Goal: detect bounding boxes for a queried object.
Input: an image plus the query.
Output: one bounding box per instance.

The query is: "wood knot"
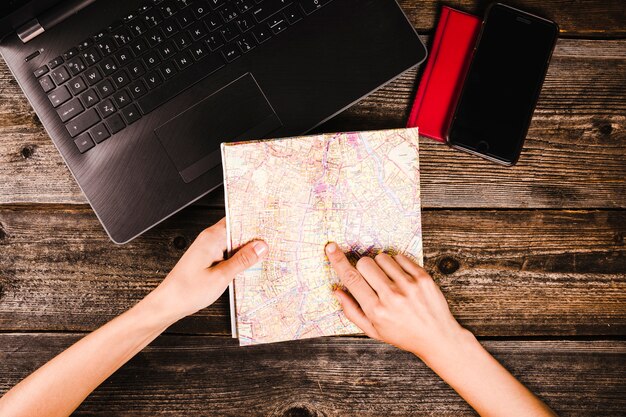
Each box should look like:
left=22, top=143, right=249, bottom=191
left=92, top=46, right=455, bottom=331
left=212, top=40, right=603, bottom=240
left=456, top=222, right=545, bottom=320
left=614, top=232, right=624, bottom=245
left=281, top=405, right=326, bottom=417
left=599, top=123, right=613, bottom=136
left=438, top=256, right=459, bottom=275
left=21, top=145, right=35, bottom=159
left=172, top=235, right=187, bottom=250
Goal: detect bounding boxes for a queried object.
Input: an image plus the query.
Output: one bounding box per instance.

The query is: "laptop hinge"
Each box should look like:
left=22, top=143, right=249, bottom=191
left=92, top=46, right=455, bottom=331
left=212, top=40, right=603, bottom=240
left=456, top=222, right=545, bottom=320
left=17, top=18, right=44, bottom=43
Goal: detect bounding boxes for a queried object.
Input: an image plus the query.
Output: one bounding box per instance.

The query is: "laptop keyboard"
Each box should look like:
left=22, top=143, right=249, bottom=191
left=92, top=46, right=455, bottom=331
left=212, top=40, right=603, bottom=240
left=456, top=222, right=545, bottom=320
left=32, top=0, right=333, bottom=154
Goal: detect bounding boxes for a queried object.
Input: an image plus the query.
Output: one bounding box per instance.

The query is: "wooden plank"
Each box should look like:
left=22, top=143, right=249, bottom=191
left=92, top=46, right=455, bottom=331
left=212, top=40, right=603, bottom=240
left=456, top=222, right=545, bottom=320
left=0, top=206, right=624, bottom=336
left=1, top=38, right=624, bottom=208
left=0, top=335, right=624, bottom=416
left=398, top=0, right=626, bottom=37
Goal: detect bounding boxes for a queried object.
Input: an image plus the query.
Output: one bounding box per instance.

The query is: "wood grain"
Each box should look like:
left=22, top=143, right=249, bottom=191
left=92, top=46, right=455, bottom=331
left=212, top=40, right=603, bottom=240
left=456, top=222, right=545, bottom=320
left=0, top=335, right=624, bottom=416
left=398, top=0, right=626, bottom=37
left=1, top=206, right=623, bottom=336
left=1, top=39, right=624, bottom=208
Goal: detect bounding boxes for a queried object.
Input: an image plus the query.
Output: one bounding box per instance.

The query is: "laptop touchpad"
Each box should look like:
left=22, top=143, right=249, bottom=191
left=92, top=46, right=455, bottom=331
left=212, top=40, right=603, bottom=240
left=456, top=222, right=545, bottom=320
left=155, top=73, right=282, bottom=183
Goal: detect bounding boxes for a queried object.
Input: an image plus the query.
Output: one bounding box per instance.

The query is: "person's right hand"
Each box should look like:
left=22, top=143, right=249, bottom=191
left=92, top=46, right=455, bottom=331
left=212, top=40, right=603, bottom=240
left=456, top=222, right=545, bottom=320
left=325, top=242, right=473, bottom=364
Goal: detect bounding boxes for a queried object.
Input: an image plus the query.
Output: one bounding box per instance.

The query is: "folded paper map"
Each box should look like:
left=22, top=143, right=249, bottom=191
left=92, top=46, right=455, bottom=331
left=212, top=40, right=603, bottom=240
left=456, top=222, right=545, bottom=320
left=222, top=127, right=423, bottom=346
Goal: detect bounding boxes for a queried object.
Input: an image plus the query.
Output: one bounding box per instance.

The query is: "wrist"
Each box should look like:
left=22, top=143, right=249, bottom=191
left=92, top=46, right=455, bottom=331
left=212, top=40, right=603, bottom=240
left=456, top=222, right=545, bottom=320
left=137, top=282, right=188, bottom=330
left=415, top=325, right=481, bottom=375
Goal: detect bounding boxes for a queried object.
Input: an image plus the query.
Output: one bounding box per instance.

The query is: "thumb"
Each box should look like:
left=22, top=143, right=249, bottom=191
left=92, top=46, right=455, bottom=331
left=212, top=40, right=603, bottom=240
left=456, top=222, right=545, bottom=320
left=214, top=240, right=268, bottom=280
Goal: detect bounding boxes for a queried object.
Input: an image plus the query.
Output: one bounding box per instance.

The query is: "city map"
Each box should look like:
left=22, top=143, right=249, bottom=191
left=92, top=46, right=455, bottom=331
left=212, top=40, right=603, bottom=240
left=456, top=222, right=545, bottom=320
left=222, top=128, right=423, bottom=346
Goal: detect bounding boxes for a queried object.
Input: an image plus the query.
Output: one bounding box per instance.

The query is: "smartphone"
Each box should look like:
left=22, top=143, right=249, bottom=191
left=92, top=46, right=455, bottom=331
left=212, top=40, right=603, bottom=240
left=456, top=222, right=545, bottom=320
left=446, top=3, right=558, bottom=165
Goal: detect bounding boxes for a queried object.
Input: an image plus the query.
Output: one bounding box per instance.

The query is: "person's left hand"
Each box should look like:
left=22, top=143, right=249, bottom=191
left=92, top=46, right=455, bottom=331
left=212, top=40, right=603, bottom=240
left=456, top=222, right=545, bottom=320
left=154, top=218, right=268, bottom=320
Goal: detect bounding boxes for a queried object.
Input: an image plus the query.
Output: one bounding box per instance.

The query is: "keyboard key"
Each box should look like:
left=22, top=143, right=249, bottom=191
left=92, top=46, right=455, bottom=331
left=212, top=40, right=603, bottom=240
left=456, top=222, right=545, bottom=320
left=128, top=79, right=148, bottom=98
left=157, top=41, right=177, bottom=59
left=112, top=89, right=132, bottom=108
left=159, top=1, right=178, bottom=18
left=96, top=79, right=115, bottom=97
left=50, top=66, right=70, bottom=85
left=172, top=31, right=192, bottom=49
left=83, top=67, right=103, bottom=85
left=219, top=4, right=239, bottom=22
left=159, top=61, right=178, bottom=79
left=235, top=0, right=254, bottom=13
left=81, top=48, right=102, bottom=65
left=137, top=52, right=224, bottom=114
left=205, top=33, right=224, bottom=50
left=74, top=132, right=95, bottom=153
left=113, top=48, right=133, bottom=66
left=129, top=19, right=147, bottom=36
left=77, top=38, right=93, bottom=51
left=162, top=19, right=180, bottom=37
left=145, top=71, right=164, bottom=89
left=208, top=0, right=226, bottom=9
left=48, top=56, right=64, bottom=69
left=48, top=86, right=71, bottom=107
left=33, top=65, right=49, bottom=78
left=96, top=37, right=117, bottom=56
left=142, top=10, right=162, bottom=27
left=192, top=3, right=211, bottom=19
left=112, top=69, right=131, bottom=88
left=121, top=103, right=141, bottom=125
left=219, top=21, right=239, bottom=41
left=39, top=75, right=55, bottom=93
left=236, top=34, right=256, bottom=53
left=66, top=56, right=86, bottom=76
left=283, top=4, right=302, bottom=24
left=300, top=0, right=329, bottom=14
left=268, top=15, right=288, bottom=34
left=68, top=76, right=88, bottom=95
left=174, top=51, right=193, bottom=70
left=143, top=50, right=161, bottom=69
left=235, top=15, right=254, bottom=32
left=130, top=38, right=148, bottom=56
left=57, top=97, right=85, bottom=122
left=100, top=57, right=118, bottom=76
left=189, top=42, right=210, bottom=60
left=62, top=47, right=79, bottom=60
left=204, top=13, right=223, bottom=31
left=146, top=28, right=166, bottom=47
left=252, top=26, right=271, bottom=43
left=79, top=88, right=100, bottom=108
left=189, top=21, right=208, bottom=40
left=96, top=98, right=117, bottom=118
left=222, top=42, right=241, bottom=62
left=105, top=113, right=125, bottom=134
left=252, top=0, right=290, bottom=22
left=90, top=123, right=110, bottom=143
left=128, top=61, right=147, bottom=78
left=176, top=0, right=193, bottom=9
left=66, top=108, right=100, bottom=137
left=176, top=9, right=195, bottom=28
left=112, top=27, right=133, bottom=47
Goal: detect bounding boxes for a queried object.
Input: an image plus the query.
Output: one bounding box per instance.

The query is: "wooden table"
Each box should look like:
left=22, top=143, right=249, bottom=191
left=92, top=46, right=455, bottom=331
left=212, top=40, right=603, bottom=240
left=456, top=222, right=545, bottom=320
left=1, top=1, right=625, bottom=415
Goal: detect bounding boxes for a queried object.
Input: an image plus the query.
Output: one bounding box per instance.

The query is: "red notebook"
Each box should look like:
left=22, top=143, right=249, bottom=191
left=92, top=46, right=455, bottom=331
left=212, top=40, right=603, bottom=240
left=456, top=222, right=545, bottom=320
left=407, top=7, right=481, bottom=142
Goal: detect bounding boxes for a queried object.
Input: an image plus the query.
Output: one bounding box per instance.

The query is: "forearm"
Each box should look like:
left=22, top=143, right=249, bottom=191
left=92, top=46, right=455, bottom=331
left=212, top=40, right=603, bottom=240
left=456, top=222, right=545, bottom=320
left=0, top=286, right=180, bottom=417
left=420, top=329, right=557, bottom=417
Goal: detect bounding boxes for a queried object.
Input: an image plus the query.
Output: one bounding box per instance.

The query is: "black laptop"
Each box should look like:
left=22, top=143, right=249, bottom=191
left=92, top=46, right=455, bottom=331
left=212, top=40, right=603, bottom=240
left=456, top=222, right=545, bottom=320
left=0, top=0, right=426, bottom=243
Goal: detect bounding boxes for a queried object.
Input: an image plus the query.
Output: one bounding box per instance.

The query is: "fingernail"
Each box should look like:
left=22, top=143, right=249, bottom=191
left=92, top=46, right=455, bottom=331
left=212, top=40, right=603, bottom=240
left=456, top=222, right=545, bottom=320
left=326, top=242, right=337, bottom=254
left=252, top=241, right=268, bottom=257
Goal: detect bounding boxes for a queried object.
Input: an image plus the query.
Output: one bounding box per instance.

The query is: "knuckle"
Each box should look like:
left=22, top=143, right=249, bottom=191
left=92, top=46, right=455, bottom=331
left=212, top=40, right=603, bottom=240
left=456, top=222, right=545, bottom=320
left=342, top=269, right=362, bottom=287
left=236, top=248, right=256, bottom=268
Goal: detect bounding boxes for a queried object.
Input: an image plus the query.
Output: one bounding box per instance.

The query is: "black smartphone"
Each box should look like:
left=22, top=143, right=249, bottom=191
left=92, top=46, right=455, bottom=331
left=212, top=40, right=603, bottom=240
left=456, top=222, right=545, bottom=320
left=447, top=3, right=558, bottom=165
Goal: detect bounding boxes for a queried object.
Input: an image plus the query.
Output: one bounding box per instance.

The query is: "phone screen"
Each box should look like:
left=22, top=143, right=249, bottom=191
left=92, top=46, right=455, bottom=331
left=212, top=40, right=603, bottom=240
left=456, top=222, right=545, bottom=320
left=448, top=4, right=558, bottom=164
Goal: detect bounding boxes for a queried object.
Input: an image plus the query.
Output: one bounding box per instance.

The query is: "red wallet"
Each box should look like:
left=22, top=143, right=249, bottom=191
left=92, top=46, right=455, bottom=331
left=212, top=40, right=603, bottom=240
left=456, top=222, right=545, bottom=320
left=407, top=6, right=481, bottom=142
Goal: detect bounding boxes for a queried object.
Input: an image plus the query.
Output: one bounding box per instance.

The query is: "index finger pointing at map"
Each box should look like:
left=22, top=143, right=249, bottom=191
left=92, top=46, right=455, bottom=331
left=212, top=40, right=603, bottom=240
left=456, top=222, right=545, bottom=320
left=325, top=243, right=378, bottom=311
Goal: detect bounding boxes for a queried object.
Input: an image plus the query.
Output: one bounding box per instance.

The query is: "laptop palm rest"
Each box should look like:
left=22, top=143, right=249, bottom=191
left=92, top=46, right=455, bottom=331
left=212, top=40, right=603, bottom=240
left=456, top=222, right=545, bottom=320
left=155, top=73, right=282, bottom=184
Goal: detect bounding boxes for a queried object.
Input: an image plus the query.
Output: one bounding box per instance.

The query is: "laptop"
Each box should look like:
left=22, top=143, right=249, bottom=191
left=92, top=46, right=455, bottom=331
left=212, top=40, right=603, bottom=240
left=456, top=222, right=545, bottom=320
left=0, top=0, right=426, bottom=243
